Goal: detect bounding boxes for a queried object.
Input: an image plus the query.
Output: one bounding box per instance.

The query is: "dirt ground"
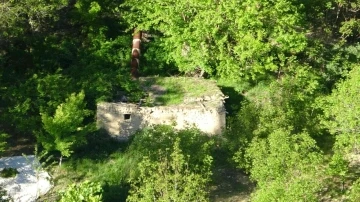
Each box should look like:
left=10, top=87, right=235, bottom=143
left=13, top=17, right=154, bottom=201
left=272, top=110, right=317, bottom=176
left=210, top=166, right=254, bottom=202
left=1, top=134, right=35, bottom=157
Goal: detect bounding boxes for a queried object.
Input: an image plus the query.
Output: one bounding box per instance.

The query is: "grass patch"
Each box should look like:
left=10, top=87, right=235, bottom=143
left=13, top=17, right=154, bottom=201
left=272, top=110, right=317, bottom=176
left=39, top=132, right=140, bottom=202
left=38, top=126, right=255, bottom=202
left=40, top=126, right=224, bottom=201
left=217, top=78, right=273, bottom=116
left=140, top=77, right=220, bottom=106
left=46, top=151, right=139, bottom=202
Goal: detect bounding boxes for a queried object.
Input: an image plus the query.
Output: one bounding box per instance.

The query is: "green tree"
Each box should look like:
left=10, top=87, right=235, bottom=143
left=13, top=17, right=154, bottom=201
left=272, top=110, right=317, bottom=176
left=37, top=91, right=95, bottom=165
left=321, top=66, right=360, bottom=160
left=121, top=0, right=308, bottom=81
left=319, top=66, right=360, bottom=195
left=245, top=129, right=324, bottom=201
left=0, top=0, right=138, bottom=138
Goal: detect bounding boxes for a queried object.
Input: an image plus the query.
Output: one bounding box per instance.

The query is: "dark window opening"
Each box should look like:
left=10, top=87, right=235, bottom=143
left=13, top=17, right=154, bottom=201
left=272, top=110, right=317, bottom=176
left=124, top=114, right=131, bottom=120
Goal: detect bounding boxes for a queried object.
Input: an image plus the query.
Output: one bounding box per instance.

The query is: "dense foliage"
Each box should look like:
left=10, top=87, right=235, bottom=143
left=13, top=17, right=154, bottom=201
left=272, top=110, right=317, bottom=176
left=37, top=91, right=95, bottom=164
left=127, top=138, right=211, bottom=202
left=321, top=66, right=360, bottom=158
left=59, top=181, right=103, bottom=202
left=0, top=132, right=9, bottom=154
left=246, top=129, right=324, bottom=201
left=1, top=0, right=360, bottom=201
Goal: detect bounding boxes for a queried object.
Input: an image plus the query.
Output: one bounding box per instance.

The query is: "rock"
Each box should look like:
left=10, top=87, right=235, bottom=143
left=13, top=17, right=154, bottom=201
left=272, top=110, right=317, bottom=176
left=0, top=155, right=52, bottom=202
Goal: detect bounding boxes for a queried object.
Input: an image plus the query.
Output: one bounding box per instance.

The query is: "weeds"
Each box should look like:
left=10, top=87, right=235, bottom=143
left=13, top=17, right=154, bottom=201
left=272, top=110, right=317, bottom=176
left=0, top=167, right=18, bottom=178
left=140, top=77, right=219, bottom=106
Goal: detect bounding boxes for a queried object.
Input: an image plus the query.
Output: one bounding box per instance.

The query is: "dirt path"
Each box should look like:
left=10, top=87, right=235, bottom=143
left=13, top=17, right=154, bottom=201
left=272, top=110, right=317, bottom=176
left=210, top=166, right=254, bottom=202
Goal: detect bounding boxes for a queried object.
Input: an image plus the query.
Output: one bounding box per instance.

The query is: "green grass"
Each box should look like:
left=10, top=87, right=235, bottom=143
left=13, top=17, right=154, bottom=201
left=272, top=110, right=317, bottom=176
left=140, top=77, right=218, bottom=106
left=39, top=126, right=246, bottom=202
left=48, top=152, right=139, bottom=202
left=38, top=132, right=141, bottom=202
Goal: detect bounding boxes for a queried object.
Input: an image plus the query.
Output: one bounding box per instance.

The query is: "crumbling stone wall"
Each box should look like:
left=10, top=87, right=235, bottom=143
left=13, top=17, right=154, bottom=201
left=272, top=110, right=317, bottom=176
left=97, top=100, right=226, bottom=140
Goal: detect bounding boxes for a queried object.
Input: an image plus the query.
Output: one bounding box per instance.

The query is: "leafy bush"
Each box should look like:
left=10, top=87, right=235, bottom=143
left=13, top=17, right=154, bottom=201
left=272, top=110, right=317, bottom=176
left=0, top=132, right=9, bottom=155
left=229, top=68, right=324, bottom=170
left=319, top=65, right=360, bottom=196
left=320, top=66, right=360, bottom=157
left=128, top=125, right=214, bottom=169
left=127, top=138, right=211, bottom=202
left=59, top=181, right=103, bottom=202
left=347, top=178, right=360, bottom=202
left=246, top=129, right=324, bottom=201
left=0, top=168, right=19, bottom=178
left=126, top=125, right=214, bottom=201
left=253, top=67, right=323, bottom=137
left=225, top=101, right=260, bottom=167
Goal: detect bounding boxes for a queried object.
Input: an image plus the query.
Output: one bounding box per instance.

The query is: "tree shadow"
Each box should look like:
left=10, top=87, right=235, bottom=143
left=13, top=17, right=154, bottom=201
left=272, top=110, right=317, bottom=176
left=209, top=146, right=254, bottom=202
left=102, top=183, right=130, bottom=202
left=219, top=86, right=245, bottom=116
left=313, top=132, right=336, bottom=155
left=71, top=130, right=132, bottom=161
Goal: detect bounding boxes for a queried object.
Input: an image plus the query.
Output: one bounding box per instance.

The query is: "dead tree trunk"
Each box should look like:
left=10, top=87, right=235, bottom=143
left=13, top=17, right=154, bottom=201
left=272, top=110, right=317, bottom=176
left=131, top=29, right=141, bottom=79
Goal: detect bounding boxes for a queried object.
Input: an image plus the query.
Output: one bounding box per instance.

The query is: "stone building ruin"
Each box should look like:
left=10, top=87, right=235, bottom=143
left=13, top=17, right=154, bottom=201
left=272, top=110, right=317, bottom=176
left=96, top=77, right=226, bottom=140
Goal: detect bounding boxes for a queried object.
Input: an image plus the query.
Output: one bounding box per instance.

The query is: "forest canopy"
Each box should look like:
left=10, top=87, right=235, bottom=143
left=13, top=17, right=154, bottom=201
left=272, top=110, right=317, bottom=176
left=1, top=0, right=360, bottom=201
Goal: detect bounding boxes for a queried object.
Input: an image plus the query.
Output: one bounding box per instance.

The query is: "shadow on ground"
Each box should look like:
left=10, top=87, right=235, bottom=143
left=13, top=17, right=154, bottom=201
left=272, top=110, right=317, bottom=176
left=102, top=183, right=130, bottom=202
left=72, top=129, right=132, bottom=161
left=209, top=146, right=254, bottom=202
left=219, top=86, right=245, bottom=116
left=210, top=167, right=254, bottom=202
left=1, top=133, right=35, bottom=157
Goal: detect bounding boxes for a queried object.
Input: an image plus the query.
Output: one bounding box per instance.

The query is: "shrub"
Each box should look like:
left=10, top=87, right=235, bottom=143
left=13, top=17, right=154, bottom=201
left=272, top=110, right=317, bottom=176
left=59, top=181, right=103, bottom=202
left=246, top=129, right=324, bottom=201
left=0, top=168, right=19, bottom=178
left=126, top=126, right=214, bottom=201
left=128, top=125, right=214, bottom=169
left=0, top=132, right=9, bottom=155
left=348, top=178, right=360, bottom=202
left=127, top=138, right=211, bottom=202
left=320, top=66, right=360, bottom=157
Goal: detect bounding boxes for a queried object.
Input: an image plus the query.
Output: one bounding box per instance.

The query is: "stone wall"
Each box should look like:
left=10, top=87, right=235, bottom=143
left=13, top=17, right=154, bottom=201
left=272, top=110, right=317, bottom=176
left=97, top=100, right=226, bottom=140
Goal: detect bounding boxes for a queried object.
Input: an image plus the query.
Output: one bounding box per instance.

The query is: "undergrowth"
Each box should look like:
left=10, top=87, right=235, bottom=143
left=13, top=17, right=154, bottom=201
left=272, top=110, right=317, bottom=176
left=39, top=126, right=228, bottom=202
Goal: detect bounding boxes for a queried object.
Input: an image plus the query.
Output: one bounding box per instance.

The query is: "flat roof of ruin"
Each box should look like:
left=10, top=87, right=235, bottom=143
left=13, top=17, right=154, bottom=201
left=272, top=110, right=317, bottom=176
left=137, top=77, right=225, bottom=107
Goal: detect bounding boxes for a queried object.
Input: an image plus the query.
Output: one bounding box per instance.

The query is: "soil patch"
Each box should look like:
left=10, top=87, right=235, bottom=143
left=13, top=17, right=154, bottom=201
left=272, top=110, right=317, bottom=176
left=210, top=166, right=254, bottom=202
left=1, top=134, right=35, bottom=157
